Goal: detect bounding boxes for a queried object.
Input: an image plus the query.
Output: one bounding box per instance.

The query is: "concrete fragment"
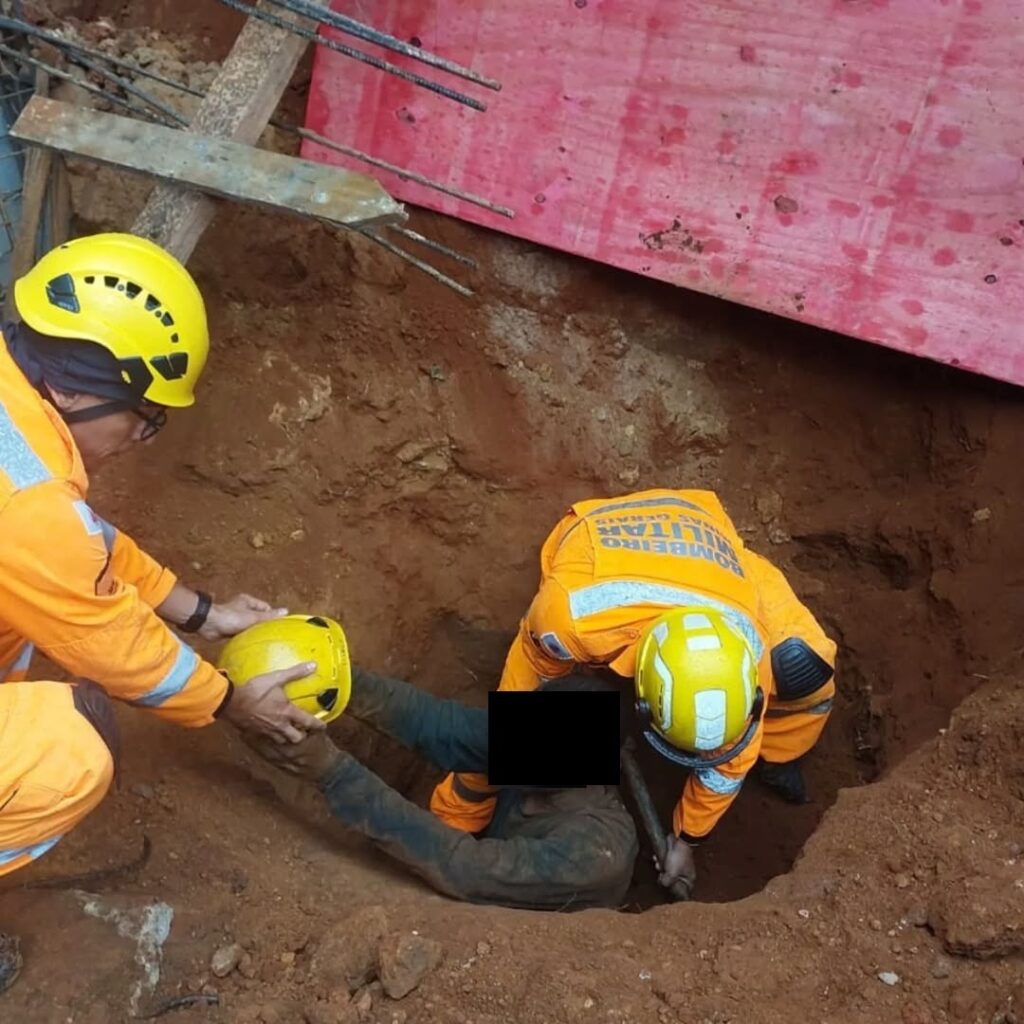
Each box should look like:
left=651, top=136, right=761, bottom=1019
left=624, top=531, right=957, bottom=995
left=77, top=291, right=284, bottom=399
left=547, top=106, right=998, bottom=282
left=378, top=932, right=443, bottom=1000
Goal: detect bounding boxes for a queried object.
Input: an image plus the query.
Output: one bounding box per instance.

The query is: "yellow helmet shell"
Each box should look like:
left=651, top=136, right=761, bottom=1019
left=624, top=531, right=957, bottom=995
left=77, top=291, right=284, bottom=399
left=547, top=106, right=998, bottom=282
left=216, top=614, right=352, bottom=724
left=13, top=233, right=209, bottom=407
left=635, top=606, right=757, bottom=753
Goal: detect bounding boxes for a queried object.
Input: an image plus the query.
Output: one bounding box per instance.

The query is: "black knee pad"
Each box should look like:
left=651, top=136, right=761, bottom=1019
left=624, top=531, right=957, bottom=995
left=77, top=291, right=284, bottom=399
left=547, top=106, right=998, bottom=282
left=771, top=638, right=834, bottom=701
left=72, top=680, right=122, bottom=780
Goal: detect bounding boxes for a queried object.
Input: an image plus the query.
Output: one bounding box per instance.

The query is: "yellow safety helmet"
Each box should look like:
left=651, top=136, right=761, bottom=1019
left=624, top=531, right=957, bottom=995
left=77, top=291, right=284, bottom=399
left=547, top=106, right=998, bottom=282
left=216, top=614, right=352, bottom=724
left=634, top=606, right=763, bottom=767
left=13, top=233, right=209, bottom=407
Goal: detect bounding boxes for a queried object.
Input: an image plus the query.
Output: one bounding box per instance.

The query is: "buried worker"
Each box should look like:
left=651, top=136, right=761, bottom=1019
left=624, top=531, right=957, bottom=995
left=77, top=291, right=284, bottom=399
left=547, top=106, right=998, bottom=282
left=225, top=616, right=639, bottom=911
left=0, top=235, right=324, bottom=993
left=431, top=489, right=837, bottom=897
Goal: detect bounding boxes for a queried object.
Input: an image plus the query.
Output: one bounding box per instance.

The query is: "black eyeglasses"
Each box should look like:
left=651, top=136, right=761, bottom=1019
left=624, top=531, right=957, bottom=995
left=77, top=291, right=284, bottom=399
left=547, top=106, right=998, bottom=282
left=134, top=402, right=168, bottom=441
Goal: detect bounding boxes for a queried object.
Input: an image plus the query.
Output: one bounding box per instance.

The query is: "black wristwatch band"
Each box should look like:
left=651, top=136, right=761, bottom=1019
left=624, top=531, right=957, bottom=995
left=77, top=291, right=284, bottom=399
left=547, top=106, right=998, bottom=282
left=181, top=590, right=213, bottom=634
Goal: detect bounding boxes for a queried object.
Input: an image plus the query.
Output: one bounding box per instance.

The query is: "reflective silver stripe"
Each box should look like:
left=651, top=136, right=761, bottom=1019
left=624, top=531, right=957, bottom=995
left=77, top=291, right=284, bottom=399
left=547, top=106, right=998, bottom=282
left=0, top=835, right=61, bottom=865
left=452, top=775, right=495, bottom=803
left=694, top=766, right=743, bottom=796
left=0, top=642, right=35, bottom=682
left=97, top=516, right=117, bottom=553
left=0, top=401, right=50, bottom=490
left=567, top=581, right=764, bottom=660
left=765, top=696, right=834, bottom=719
left=131, top=640, right=198, bottom=708
left=586, top=496, right=707, bottom=518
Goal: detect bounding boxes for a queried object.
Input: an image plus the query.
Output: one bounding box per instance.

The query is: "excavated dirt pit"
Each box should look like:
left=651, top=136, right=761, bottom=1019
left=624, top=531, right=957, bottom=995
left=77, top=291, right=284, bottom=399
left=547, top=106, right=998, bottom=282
left=5, top=7, right=1024, bottom=1023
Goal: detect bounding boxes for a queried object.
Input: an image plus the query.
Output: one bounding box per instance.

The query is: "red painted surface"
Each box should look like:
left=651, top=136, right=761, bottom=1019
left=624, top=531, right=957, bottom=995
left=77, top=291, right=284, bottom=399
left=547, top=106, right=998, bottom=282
left=303, top=1, right=1024, bottom=387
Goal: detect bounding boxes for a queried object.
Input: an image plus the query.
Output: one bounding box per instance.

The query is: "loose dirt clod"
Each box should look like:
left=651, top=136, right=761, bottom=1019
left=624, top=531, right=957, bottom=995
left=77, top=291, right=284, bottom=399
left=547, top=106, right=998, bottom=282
left=312, top=906, right=390, bottom=994
left=378, top=933, right=443, bottom=1000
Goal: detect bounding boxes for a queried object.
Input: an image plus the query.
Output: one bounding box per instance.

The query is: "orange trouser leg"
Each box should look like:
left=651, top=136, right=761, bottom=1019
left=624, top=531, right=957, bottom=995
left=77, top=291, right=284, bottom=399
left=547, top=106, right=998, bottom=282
left=759, top=678, right=835, bottom=764
left=429, top=771, right=498, bottom=833
left=0, top=681, right=114, bottom=877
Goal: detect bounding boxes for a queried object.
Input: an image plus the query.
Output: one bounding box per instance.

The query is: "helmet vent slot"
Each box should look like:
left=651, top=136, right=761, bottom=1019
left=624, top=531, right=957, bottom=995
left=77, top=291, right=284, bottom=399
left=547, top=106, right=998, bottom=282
left=104, top=275, right=119, bottom=288
left=125, top=282, right=142, bottom=299
left=317, top=688, right=339, bottom=711
left=145, top=294, right=161, bottom=312
left=307, top=616, right=329, bottom=628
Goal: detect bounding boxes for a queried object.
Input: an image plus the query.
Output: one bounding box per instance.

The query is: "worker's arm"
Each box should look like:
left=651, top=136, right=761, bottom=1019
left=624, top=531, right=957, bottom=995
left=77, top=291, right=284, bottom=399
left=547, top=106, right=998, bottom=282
left=0, top=482, right=228, bottom=726
left=84, top=507, right=289, bottom=640
left=348, top=667, right=489, bottom=773
left=743, top=549, right=837, bottom=665
left=75, top=506, right=178, bottom=610
left=672, top=714, right=765, bottom=844
left=319, top=752, right=631, bottom=909
left=497, top=617, right=577, bottom=691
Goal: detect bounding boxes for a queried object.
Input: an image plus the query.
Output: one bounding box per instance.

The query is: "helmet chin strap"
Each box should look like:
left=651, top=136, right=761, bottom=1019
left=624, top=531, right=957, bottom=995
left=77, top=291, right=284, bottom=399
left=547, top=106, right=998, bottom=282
left=636, top=688, right=765, bottom=769
left=59, top=400, right=134, bottom=425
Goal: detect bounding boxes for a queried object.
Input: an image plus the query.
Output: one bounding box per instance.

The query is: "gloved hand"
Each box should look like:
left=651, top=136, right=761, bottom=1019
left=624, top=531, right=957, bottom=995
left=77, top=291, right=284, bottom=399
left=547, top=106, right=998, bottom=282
left=656, top=832, right=696, bottom=900
left=243, top=729, right=342, bottom=782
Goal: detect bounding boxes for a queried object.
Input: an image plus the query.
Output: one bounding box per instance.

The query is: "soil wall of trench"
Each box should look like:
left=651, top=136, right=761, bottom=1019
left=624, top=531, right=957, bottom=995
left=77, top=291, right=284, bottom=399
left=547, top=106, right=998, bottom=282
left=5, top=8, right=1024, bottom=1022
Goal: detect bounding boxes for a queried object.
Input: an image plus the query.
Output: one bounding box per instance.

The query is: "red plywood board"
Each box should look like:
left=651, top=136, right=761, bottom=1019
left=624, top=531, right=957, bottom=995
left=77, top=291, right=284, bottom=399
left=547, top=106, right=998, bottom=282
left=303, top=0, right=1024, bottom=386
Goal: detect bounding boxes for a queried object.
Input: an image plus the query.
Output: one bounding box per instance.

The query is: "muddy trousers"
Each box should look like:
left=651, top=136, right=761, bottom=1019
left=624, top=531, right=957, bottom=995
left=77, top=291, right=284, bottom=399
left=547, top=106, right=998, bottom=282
left=431, top=677, right=837, bottom=833
left=0, top=681, right=117, bottom=877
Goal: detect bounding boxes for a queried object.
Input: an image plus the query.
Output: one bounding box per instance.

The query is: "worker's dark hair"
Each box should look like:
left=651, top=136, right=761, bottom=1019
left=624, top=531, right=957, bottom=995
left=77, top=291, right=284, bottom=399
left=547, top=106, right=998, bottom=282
left=4, top=319, right=141, bottom=404
left=538, top=671, right=632, bottom=748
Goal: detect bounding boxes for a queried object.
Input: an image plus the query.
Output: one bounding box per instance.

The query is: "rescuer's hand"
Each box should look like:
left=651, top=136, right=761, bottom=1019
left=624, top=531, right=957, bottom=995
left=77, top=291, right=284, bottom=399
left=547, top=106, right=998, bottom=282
left=223, top=662, right=326, bottom=743
left=200, top=593, right=287, bottom=641
left=657, top=833, right=696, bottom=899
left=243, top=729, right=342, bottom=782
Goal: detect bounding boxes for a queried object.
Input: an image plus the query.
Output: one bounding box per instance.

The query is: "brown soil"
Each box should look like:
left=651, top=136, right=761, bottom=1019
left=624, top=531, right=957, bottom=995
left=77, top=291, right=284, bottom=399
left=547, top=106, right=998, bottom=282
left=5, top=8, right=1024, bottom=1023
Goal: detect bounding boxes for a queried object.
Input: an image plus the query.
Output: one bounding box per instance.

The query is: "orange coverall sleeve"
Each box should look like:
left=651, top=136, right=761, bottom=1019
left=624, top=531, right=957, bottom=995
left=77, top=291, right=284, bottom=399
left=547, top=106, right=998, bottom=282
left=109, top=527, right=178, bottom=610
left=497, top=617, right=575, bottom=692
left=742, top=549, right=837, bottom=666
left=674, top=548, right=836, bottom=842
left=673, top=708, right=765, bottom=843
left=0, top=482, right=228, bottom=726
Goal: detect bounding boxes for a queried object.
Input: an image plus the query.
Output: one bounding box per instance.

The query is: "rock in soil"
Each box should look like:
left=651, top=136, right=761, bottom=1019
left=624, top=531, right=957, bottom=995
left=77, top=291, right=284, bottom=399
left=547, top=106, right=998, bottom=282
left=0, top=932, right=22, bottom=994
left=378, top=932, right=443, bottom=999
left=211, top=941, right=244, bottom=978
left=929, top=870, right=1024, bottom=958
left=312, top=905, right=390, bottom=994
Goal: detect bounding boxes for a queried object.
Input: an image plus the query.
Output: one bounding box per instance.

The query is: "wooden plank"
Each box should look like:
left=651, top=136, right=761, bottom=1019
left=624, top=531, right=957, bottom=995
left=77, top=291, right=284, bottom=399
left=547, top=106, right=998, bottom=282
left=5, top=69, right=51, bottom=319
left=131, top=0, right=331, bottom=261
left=304, top=0, right=1024, bottom=389
left=11, top=96, right=405, bottom=232
left=47, top=156, right=72, bottom=247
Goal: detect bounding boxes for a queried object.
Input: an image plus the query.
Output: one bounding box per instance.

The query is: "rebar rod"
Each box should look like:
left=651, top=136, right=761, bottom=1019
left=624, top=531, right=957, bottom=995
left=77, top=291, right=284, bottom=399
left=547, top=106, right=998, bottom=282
left=1, top=13, right=207, bottom=98
left=360, top=229, right=473, bottom=297
left=292, top=124, right=515, bottom=218
left=263, top=0, right=500, bottom=91
left=0, top=19, right=514, bottom=219
left=387, top=224, right=477, bottom=268
left=0, top=42, right=169, bottom=124
left=212, top=0, right=486, bottom=112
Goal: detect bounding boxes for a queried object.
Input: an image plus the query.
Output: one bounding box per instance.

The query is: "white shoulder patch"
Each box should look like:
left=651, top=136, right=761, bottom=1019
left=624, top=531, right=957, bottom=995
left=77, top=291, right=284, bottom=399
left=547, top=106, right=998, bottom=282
left=73, top=500, right=103, bottom=536
left=537, top=631, right=574, bottom=661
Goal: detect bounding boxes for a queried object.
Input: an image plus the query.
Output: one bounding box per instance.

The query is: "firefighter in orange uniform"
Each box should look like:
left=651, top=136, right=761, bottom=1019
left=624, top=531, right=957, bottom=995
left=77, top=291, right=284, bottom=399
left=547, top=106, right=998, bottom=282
left=0, top=234, right=325, bottom=992
left=431, top=489, right=837, bottom=896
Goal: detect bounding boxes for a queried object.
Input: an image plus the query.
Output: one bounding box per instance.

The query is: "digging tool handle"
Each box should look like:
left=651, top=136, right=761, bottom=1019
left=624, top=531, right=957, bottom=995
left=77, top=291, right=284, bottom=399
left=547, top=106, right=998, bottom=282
left=620, top=744, right=693, bottom=901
